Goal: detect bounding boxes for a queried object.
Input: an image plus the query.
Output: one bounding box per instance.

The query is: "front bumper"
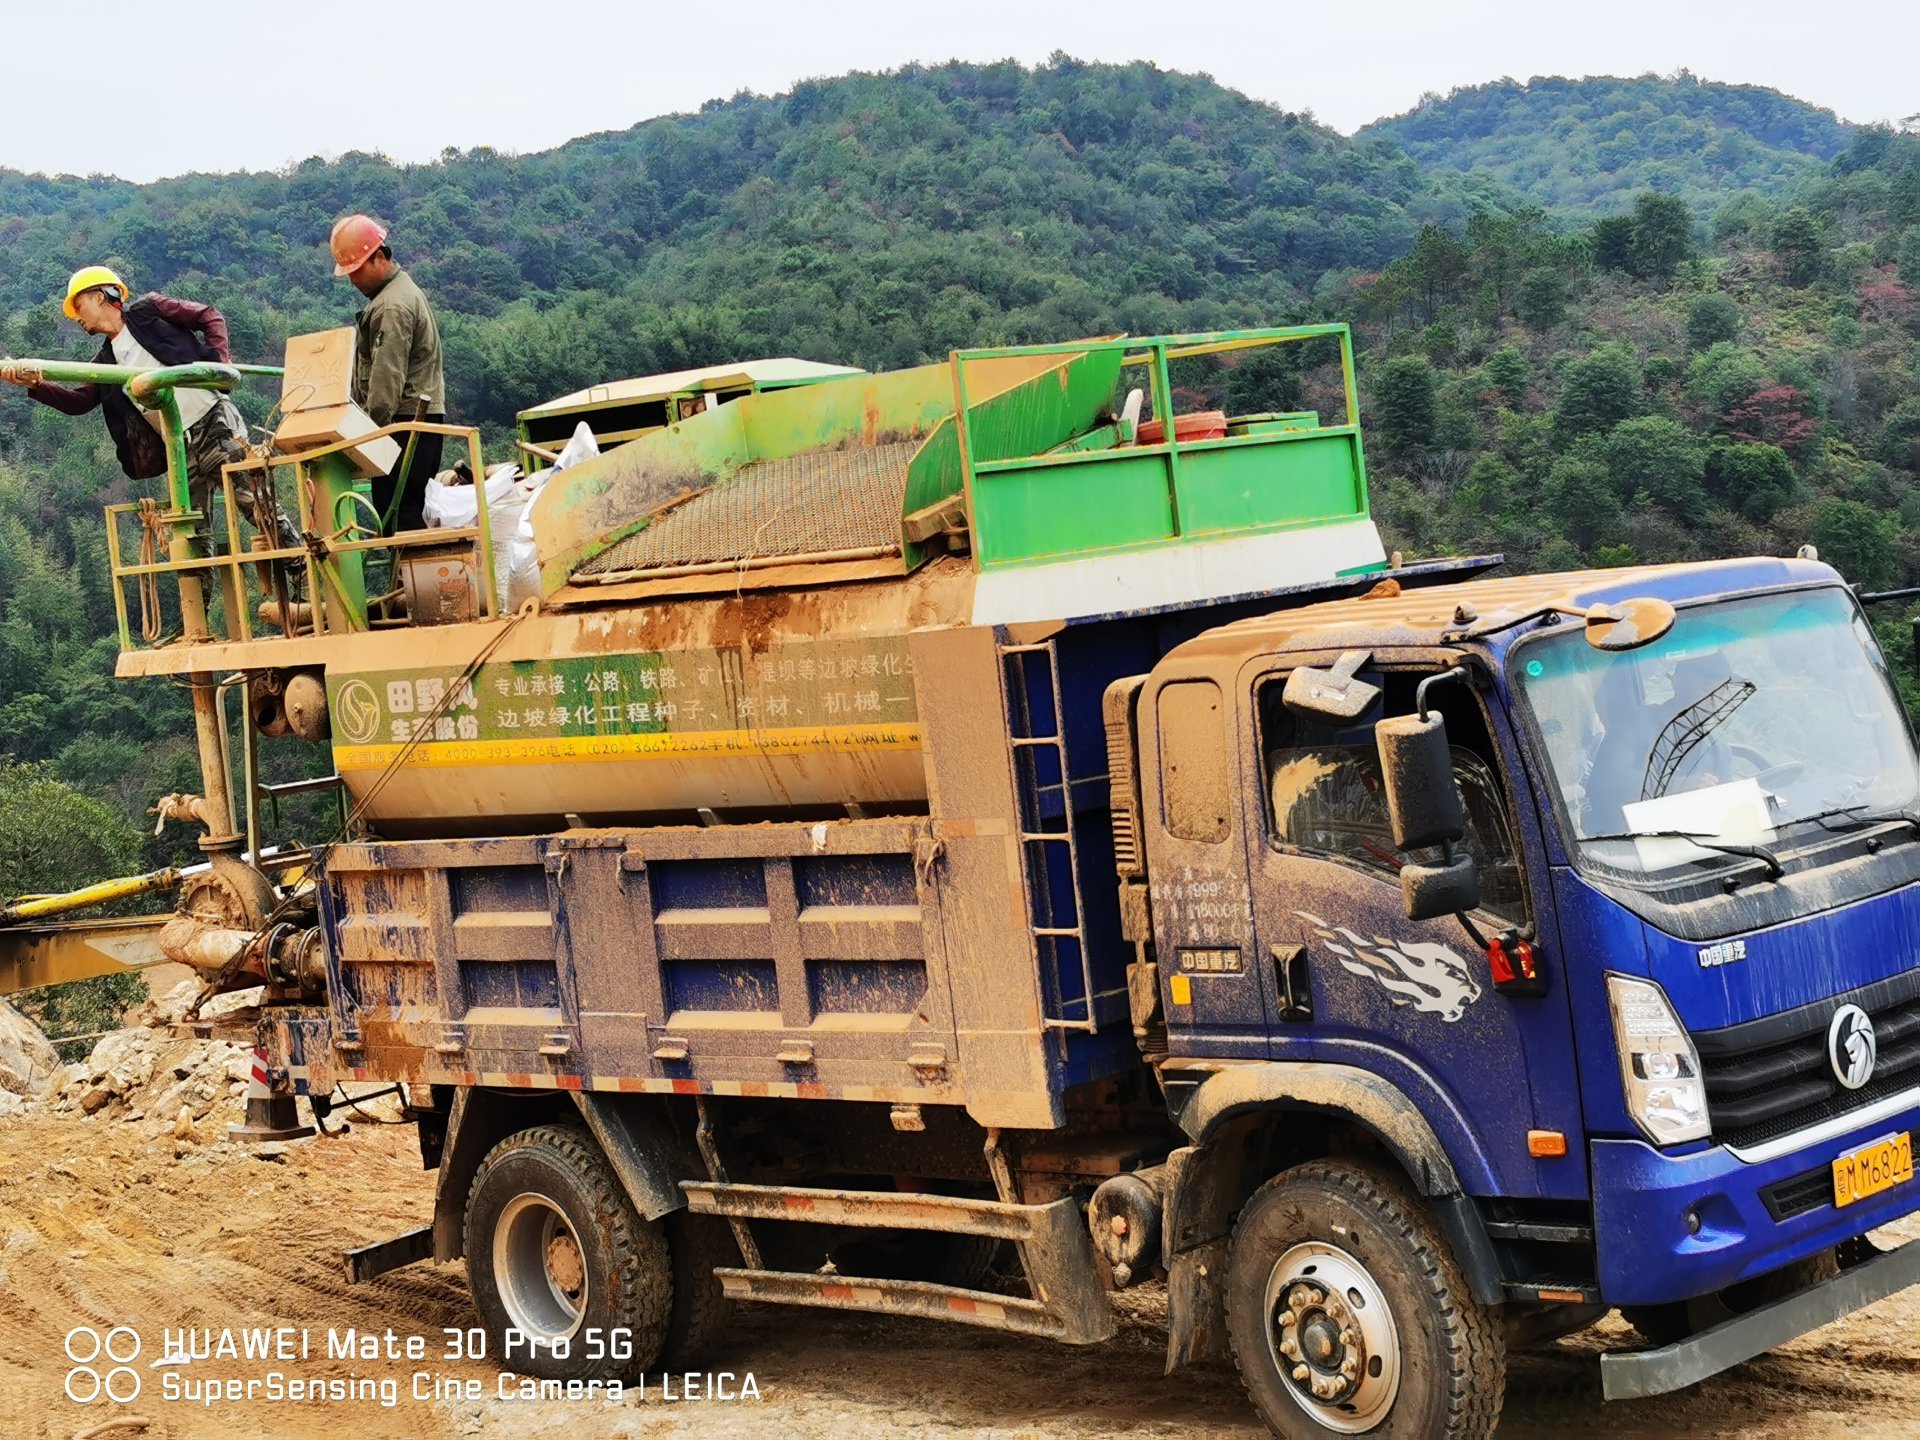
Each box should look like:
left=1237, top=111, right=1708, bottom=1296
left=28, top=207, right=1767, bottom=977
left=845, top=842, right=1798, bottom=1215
left=1600, top=1236, right=1920, bottom=1399
left=1591, top=1093, right=1920, bottom=1306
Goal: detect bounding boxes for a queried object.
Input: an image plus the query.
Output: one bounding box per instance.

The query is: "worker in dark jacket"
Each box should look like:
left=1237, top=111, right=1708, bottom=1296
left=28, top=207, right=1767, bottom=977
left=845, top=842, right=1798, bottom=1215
left=331, top=214, right=446, bottom=532
left=0, top=266, right=247, bottom=507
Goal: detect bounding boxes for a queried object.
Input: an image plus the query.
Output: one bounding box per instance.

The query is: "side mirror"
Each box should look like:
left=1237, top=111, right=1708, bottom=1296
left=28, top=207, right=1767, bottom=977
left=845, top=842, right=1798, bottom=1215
left=1376, top=710, right=1480, bottom=921
left=1584, top=596, right=1676, bottom=652
left=1283, top=650, right=1380, bottom=721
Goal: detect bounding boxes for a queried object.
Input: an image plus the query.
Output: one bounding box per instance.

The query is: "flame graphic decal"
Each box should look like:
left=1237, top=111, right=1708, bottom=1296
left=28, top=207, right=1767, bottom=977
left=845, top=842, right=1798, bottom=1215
left=1294, top=911, right=1483, bottom=1023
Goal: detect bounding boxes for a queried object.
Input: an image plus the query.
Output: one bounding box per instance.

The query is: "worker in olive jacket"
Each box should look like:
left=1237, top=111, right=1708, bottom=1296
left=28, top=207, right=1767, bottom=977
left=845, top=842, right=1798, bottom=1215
left=331, top=214, right=446, bottom=533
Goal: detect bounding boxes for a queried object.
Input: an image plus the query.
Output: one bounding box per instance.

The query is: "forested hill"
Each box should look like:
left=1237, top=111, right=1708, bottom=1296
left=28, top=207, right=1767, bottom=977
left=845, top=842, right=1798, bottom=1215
left=0, top=59, right=1514, bottom=435
left=1361, top=74, right=1853, bottom=215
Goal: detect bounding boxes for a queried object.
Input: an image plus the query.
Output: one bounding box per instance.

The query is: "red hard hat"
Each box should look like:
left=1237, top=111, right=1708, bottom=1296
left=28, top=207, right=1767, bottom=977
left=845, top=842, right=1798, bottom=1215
left=330, top=213, right=389, bottom=276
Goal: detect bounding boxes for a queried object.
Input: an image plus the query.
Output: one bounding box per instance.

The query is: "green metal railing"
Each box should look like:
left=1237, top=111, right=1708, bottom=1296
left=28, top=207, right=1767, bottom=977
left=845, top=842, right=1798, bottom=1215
left=22, top=350, right=503, bottom=649
left=942, top=325, right=1368, bottom=571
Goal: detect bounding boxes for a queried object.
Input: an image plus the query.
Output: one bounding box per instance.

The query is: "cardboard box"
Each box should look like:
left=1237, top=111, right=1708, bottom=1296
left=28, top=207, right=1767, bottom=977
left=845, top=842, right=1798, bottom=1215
left=274, top=403, right=401, bottom=480
left=281, top=328, right=355, bottom=410
left=273, top=328, right=399, bottom=479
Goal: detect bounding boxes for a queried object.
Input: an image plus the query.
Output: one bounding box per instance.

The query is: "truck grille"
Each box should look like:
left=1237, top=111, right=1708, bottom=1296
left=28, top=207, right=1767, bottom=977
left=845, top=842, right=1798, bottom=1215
left=1696, top=975, right=1920, bottom=1151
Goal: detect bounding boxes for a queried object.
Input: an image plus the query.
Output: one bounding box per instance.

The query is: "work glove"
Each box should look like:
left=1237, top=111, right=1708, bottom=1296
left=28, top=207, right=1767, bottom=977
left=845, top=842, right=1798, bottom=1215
left=0, top=362, right=44, bottom=387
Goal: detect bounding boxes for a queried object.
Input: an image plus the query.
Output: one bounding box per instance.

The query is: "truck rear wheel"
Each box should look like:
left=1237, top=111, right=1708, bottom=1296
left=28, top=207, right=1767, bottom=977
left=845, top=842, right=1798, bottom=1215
left=465, top=1124, right=671, bottom=1380
left=1226, top=1159, right=1504, bottom=1439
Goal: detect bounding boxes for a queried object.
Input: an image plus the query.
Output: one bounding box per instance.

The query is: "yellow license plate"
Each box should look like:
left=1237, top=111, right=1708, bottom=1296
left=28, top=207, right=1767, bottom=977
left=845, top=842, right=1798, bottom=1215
left=1833, top=1132, right=1915, bottom=1208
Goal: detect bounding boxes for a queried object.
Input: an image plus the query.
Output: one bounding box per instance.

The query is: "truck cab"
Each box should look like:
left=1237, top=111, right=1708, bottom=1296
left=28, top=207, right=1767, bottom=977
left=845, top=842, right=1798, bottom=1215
left=1125, top=555, right=1920, bottom=1433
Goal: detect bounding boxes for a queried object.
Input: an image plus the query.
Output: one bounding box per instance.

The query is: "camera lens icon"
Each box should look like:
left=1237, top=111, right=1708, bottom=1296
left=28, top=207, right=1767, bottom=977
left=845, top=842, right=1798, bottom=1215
left=64, top=1326, right=141, bottom=1403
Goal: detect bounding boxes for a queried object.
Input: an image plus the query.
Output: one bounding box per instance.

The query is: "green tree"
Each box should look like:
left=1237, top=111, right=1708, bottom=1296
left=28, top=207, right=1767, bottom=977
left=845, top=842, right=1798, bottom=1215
left=1421, top=320, right=1459, bottom=363
left=1402, top=226, right=1471, bottom=321
left=1590, top=215, right=1638, bottom=273
left=1641, top=355, right=1684, bottom=388
left=1457, top=453, right=1520, bottom=515
left=1709, top=442, right=1795, bottom=524
left=1604, top=416, right=1707, bottom=519
left=1880, top=399, right=1920, bottom=473
left=1544, top=455, right=1619, bottom=549
left=1771, top=207, right=1825, bottom=285
left=1515, top=267, right=1567, bottom=330
left=1687, top=343, right=1768, bottom=416
left=0, top=763, right=142, bottom=900
left=1810, top=498, right=1899, bottom=589
left=1630, top=192, right=1694, bottom=277
left=1890, top=168, right=1920, bottom=227
left=1556, top=344, right=1642, bottom=440
left=1479, top=346, right=1528, bottom=406
left=1685, top=293, right=1741, bottom=350
left=1374, top=356, right=1438, bottom=455
left=1897, top=227, right=1920, bottom=287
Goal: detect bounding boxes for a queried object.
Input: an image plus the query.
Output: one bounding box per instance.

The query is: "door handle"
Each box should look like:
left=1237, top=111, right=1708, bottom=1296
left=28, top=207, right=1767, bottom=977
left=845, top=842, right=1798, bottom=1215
left=1272, top=943, right=1312, bottom=1022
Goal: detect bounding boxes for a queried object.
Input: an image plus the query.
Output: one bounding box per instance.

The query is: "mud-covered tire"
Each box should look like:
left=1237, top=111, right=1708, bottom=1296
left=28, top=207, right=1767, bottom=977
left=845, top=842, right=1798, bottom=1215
left=465, top=1123, right=670, bottom=1380
left=1619, top=1302, right=1692, bottom=1348
left=1624, top=1247, right=1839, bottom=1347
left=1225, top=1159, right=1505, bottom=1439
left=663, top=1210, right=735, bottom=1365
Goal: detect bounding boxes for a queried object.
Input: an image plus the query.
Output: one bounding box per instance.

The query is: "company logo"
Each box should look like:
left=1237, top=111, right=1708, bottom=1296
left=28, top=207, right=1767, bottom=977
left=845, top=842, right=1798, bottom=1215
left=65, top=1326, right=141, bottom=1403
left=334, top=679, right=381, bottom=745
left=1698, top=939, right=1747, bottom=969
left=1829, top=1005, right=1878, bottom=1090
left=1294, top=911, right=1482, bottom=1023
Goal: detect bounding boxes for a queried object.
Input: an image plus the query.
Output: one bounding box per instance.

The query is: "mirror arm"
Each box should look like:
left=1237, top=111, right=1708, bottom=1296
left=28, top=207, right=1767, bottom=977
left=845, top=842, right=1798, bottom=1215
left=1414, top=666, right=1473, bottom=720
left=1453, top=907, right=1488, bottom=951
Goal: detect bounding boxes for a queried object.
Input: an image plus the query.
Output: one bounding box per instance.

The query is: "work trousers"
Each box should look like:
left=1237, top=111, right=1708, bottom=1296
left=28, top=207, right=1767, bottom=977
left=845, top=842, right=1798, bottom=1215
left=371, top=418, right=445, bottom=534
left=181, top=398, right=249, bottom=516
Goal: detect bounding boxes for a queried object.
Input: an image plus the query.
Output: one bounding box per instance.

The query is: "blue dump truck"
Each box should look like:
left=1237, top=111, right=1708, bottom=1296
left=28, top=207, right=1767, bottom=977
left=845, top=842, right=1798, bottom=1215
left=11, top=327, right=1920, bottom=1436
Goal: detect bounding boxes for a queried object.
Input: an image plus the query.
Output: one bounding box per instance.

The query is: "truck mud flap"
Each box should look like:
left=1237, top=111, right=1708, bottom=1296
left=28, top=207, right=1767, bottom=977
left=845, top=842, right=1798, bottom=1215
left=1600, top=1237, right=1920, bottom=1400
left=683, top=1180, right=1116, bottom=1344
left=343, top=1226, right=435, bottom=1284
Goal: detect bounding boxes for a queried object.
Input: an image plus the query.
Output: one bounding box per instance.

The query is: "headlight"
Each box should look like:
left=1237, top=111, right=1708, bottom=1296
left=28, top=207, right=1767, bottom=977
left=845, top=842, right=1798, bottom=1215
left=1606, top=974, right=1710, bottom=1145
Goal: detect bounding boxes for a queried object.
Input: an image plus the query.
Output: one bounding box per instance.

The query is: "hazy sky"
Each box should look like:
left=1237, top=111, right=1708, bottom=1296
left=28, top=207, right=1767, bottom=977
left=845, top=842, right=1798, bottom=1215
left=2, top=0, right=1913, bottom=182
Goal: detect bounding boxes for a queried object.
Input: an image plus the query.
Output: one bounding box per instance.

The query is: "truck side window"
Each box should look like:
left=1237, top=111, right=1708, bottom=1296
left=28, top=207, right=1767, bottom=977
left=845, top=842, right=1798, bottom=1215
left=1158, top=679, right=1231, bottom=843
left=1259, top=672, right=1525, bottom=921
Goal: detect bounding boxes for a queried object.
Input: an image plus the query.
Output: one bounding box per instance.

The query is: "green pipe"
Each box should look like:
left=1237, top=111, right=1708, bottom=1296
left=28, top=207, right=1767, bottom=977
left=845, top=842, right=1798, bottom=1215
left=9, top=358, right=271, bottom=515
left=11, top=359, right=286, bottom=498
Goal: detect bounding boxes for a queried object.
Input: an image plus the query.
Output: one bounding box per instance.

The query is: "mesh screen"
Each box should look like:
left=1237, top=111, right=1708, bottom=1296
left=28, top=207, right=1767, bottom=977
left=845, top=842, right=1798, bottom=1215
left=574, top=440, right=918, bottom=579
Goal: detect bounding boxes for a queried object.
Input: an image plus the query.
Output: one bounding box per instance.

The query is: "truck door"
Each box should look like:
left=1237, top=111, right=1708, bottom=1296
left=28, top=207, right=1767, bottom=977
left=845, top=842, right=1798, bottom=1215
left=1139, top=676, right=1281, bottom=1057
left=1242, top=657, right=1587, bottom=1201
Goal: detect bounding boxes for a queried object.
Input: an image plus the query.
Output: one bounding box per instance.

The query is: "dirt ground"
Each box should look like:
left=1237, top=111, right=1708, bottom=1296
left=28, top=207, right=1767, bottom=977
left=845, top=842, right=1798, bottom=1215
left=3, top=1101, right=1919, bottom=1440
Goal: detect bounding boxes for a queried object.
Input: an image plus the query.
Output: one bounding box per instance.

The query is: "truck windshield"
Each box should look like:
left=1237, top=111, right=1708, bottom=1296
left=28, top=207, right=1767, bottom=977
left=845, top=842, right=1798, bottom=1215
left=1515, top=586, right=1920, bottom=881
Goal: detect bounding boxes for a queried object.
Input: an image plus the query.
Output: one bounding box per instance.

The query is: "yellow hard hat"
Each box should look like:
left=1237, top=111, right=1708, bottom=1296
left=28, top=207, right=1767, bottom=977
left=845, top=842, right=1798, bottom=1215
left=64, top=265, right=129, bottom=321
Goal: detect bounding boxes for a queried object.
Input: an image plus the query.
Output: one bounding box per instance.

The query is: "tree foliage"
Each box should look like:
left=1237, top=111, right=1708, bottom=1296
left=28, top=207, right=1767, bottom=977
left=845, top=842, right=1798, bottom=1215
left=1361, top=74, right=1851, bottom=216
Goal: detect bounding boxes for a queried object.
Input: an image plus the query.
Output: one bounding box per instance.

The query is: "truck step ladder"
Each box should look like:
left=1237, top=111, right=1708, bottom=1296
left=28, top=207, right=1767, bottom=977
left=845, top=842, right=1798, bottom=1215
left=998, top=637, right=1101, bottom=1034
left=680, top=1178, right=1115, bottom=1344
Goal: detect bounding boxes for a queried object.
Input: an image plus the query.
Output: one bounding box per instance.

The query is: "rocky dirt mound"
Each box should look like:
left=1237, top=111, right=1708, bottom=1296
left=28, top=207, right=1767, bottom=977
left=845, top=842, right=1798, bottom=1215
left=36, top=978, right=248, bottom=1139
left=0, top=998, right=62, bottom=1110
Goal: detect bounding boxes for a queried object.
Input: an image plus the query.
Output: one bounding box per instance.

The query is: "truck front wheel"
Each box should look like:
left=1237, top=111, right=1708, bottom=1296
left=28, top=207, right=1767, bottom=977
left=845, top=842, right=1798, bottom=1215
left=465, top=1123, right=672, bottom=1380
left=1226, top=1159, right=1504, bottom=1439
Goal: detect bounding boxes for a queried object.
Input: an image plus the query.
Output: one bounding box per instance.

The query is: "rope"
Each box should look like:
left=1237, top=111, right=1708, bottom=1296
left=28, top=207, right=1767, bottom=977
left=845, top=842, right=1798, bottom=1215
left=135, top=498, right=170, bottom=643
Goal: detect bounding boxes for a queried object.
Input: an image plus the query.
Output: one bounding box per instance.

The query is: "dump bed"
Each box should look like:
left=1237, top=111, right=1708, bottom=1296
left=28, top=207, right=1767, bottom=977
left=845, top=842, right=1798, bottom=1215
left=279, top=623, right=1096, bottom=1127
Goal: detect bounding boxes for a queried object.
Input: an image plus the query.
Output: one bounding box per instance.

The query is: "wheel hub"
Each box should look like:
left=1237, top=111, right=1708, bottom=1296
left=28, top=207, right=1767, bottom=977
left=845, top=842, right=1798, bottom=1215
left=1264, top=1242, right=1400, bottom=1433
left=494, top=1193, right=590, bottom=1342
left=547, top=1231, right=585, bottom=1296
